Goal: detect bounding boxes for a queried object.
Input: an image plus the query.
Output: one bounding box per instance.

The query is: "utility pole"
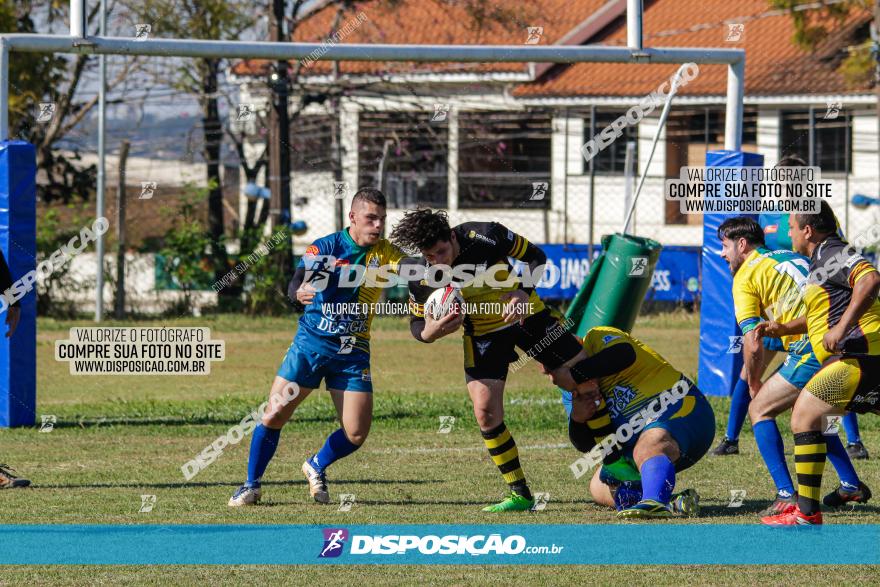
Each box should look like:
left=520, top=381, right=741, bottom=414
left=268, top=0, right=293, bottom=263
left=114, top=140, right=130, bottom=319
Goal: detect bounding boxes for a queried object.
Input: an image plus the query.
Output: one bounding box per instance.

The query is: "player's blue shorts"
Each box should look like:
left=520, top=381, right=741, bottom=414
left=277, top=342, right=373, bottom=392
left=561, top=383, right=715, bottom=473
left=774, top=346, right=821, bottom=390
left=637, top=385, right=716, bottom=472
left=762, top=336, right=785, bottom=352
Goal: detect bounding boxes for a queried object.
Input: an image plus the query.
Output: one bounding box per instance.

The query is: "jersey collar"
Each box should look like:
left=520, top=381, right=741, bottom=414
left=812, top=234, right=844, bottom=263
left=342, top=227, right=369, bottom=252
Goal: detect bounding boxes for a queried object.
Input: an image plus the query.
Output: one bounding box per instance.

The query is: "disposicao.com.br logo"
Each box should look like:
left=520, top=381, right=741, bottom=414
left=318, top=528, right=563, bottom=557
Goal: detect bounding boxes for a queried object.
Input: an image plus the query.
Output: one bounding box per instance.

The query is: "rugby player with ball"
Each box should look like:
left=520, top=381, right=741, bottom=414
left=391, top=209, right=629, bottom=512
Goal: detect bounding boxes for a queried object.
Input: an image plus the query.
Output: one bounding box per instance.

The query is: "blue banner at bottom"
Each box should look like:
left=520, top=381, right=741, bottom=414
left=1, top=524, right=878, bottom=565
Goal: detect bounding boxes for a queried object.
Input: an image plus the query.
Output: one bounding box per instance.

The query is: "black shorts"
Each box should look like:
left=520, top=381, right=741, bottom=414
left=462, top=309, right=583, bottom=381
left=803, top=354, right=880, bottom=414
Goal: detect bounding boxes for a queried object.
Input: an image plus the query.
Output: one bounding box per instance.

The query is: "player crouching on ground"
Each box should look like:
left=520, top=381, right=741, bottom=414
left=759, top=203, right=880, bottom=526
left=546, top=326, right=715, bottom=519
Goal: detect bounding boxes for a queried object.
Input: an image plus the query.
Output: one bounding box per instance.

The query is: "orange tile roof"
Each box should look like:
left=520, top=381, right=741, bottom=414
left=231, top=0, right=611, bottom=77
left=232, top=0, right=873, bottom=98
left=517, top=0, right=872, bottom=97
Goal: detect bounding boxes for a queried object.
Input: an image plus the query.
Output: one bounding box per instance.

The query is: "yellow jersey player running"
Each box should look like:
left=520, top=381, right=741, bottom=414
left=719, top=216, right=868, bottom=518
left=547, top=327, right=715, bottom=518
left=761, top=202, right=880, bottom=526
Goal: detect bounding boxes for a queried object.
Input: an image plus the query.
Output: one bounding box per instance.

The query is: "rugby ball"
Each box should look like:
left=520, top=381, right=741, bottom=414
left=425, top=285, right=465, bottom=320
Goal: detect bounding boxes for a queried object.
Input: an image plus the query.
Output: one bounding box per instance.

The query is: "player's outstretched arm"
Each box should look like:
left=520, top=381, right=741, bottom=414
left=755, top=317, right=806, bottom=339
left=824, top=270, right=880, bottom=353
left=497, top=224, right=547, bottom=293
left=569, top=343, right=637, bottom=382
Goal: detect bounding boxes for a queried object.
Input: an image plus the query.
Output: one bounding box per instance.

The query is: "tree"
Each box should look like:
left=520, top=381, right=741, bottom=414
left=3, top=0, right=142, bottom=203
left=770, top=0, right=878, bottom=177
left=128, top=0, right=258, bottom=287
left=769, top=0, right=871, bottom=86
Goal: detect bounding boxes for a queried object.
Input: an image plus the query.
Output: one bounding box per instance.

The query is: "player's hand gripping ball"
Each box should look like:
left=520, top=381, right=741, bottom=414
left=424, top=285, right=465, bottom=320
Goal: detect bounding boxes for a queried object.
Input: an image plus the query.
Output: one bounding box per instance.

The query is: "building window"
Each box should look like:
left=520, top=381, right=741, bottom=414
left=291, top=115, right=337, bottom=173
left=357, top=111, right=448, bottom=208
left=458, top=111, right=551, bottom=209
left=663, top=107, right=759, bottom=225
left=582, top=110, right=639, bottom=175
left=780, top=109, right=851, bottom=174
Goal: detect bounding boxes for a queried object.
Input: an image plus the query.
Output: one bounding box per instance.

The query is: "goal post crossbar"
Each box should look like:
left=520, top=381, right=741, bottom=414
left=0, top=33, right=746, bottom=149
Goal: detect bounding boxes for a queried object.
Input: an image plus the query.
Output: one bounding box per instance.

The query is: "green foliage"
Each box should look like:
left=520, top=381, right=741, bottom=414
left=158, top=183, right=215, bottom=314
left=0, top=1, right=68, bottom=136
left=770, top=0, right=873, bottom=85
left=35, top=204, right=96, bottom=318
left=234, top=227, right=295, bottom=316
left=841, top=39, right=876, bottom=88
left=769, top=0, right=854, bottom=49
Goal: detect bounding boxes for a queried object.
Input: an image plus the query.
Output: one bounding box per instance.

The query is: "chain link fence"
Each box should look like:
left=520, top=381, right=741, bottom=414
left=34, top=99, right=880, bottom=317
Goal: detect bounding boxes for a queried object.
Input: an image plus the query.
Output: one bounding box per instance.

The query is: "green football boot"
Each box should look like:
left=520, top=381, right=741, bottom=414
left=482, top=491, right=535, bottom=512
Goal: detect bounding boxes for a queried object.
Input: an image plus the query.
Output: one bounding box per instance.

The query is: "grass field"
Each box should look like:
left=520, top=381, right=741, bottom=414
left=1, top=312, right=879, bottom=585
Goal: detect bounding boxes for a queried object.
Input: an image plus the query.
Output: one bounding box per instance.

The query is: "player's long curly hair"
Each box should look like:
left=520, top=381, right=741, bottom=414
left=389, top=208, right=452, bottom=253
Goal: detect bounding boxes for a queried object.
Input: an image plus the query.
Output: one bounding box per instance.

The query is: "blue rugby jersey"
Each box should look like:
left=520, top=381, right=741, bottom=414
left=295, top=228, right=406, bottom=357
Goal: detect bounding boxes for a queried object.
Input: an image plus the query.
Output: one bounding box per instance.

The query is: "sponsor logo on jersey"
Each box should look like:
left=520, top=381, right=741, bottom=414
left=305, top=245, right=319, bottom=256
left=602, top=334, right=620, bottom=345
left=467, top=230, right=497, bottom=246
left=609, top=384, right=637, bottom=419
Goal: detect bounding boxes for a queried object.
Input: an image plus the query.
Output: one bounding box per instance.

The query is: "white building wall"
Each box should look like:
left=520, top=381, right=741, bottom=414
left=756, top=108, right=780, bottom=168
left=238, top=82, right=880, bottom=251
left=849, top=111, right=880, bottom=240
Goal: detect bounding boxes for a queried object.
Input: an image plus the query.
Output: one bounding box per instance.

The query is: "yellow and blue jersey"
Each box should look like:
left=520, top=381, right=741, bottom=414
left=297, top=229, right=406, bottom=356
left=732, top=247, right=811, bottom=354
left=583, top=327, right=689, bottom=424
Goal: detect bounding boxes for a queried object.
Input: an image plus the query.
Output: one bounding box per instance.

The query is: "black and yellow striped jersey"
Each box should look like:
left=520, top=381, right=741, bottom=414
left=804, top=235, right=880, bottom=363
left=408, top=222, right=546, bottom=336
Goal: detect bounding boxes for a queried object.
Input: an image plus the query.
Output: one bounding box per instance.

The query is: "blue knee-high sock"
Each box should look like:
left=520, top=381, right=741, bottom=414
left=753, top=420, right=794, bottom=498
left=247, top=424, right=281, bottom=485
left=843, top=412, right=861, bottom=444
left=826, top=433, right=860, bottom=490
left=726, top=377, right=751, bottom=441
left=640, top=455, right=676, bottom=505
left=312, top=428, right=361, bottom=473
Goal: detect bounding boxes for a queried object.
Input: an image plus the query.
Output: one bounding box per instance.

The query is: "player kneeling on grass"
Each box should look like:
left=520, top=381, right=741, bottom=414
left=547, top=326, right=715, bottom=519
left=389, top=210, right=633, bottom=512
left=719, top=216, right=869, bottom=518
left=759, top=203, right=880, bottom=526
left=229, top=188, right=407, bottom=507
